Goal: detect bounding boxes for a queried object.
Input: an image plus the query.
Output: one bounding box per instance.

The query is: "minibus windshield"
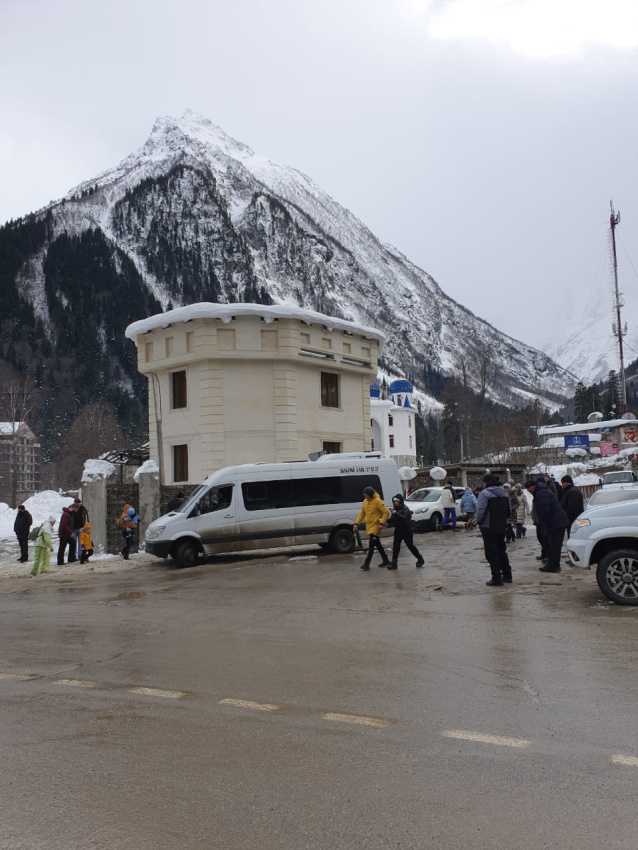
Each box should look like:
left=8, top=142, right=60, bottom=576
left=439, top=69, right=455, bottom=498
left=172, top=485, right=207, bottom=515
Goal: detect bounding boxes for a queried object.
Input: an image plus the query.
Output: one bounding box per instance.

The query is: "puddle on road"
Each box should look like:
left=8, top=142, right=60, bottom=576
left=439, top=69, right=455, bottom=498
left=57, top=586, right=96, bottom=594
left=113, top=591, right=146, bottom=602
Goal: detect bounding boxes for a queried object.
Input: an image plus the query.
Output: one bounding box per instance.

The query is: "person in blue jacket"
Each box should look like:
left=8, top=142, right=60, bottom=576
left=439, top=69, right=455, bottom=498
left=460, top=487, right=477, bottom=529
left=525, top=478, right=568, bottom=573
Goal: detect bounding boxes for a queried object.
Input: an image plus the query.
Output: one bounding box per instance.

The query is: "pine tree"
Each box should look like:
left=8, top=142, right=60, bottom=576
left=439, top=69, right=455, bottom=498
left=604, top=371, right=618, bottom=419
left=573, top=382, right=588, bottom=422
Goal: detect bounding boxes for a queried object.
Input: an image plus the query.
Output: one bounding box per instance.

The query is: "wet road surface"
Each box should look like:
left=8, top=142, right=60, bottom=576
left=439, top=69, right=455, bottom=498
left=1, top=529, right=637, bottom=849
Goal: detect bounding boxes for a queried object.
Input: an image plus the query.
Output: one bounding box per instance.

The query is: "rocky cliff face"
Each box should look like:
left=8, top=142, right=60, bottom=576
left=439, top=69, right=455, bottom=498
left=0, top=109, right=576, bottom=448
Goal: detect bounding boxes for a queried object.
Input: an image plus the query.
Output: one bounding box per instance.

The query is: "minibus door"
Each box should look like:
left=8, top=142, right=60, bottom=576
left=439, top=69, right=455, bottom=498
left=191, top=482, right=237, bottom=555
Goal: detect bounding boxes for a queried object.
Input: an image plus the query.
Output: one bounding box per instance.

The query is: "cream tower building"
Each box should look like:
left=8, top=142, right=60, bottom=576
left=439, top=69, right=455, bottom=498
left=125, top=303, right=384, bottom=484
left=369, top=380, right=417, bottom=467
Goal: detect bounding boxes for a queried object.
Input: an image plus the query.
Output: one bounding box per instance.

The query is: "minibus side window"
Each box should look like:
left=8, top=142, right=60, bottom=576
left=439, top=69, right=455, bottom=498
left=242, top=479, right=294, bottom=511
left=191, top=485, right=233, bottom=516
left=340, top=475, right=383, bottom=503
left=294, top=477, right=341, bottom=506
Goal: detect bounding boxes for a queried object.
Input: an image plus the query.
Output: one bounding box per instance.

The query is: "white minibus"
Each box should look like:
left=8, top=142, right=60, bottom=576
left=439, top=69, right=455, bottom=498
left=145, top=453, right=405, bottom=567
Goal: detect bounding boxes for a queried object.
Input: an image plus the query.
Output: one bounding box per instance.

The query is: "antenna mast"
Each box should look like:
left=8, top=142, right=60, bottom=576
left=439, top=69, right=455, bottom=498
left=610, top=201, right=627, bottom=414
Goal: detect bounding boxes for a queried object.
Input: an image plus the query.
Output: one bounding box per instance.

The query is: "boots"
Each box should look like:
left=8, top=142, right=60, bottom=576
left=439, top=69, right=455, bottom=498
left=486, top=577, right=503, bottom=586
left=387, top=560, right=398, bottom=570
left=415, top=557, right=424, bottom=568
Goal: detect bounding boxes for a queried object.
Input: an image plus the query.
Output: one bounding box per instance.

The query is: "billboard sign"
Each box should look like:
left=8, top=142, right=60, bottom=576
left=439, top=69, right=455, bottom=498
left=564, top=435, right=590, bottom=451
left=600, top=441, right=620, bottom=457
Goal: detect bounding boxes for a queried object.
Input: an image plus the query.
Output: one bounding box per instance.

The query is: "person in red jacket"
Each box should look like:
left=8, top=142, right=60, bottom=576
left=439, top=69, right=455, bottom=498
left=57, top=505, right=77, bottom=565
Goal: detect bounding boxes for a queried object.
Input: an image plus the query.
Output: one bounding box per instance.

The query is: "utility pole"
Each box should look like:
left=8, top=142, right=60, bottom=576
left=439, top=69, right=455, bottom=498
left=609, top=201, right=628, bottom=414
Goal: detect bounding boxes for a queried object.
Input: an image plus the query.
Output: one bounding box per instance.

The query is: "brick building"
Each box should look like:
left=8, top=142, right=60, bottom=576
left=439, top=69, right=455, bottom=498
left=0, top=422, right=41, bottom=506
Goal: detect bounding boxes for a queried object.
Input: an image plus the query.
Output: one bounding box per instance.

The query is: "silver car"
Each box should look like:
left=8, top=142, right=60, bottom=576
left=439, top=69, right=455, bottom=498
left=405, top=487, right=466, bottom=532
left=568, top=495, right=638, bottom=605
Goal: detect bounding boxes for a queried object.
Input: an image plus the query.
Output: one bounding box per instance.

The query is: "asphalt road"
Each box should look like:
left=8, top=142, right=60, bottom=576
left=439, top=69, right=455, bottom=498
left=1, top=528, right=637, bottom=849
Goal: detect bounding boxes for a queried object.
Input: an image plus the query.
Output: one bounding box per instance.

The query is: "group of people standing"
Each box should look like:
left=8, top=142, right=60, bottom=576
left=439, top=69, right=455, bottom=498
left=355, top=470, right=584, bottom=586
left=13, top=498, right=93, bottom=577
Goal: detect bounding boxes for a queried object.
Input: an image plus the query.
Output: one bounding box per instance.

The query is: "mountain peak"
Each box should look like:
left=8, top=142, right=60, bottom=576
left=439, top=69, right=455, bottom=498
left=148, top=110, right=255, bottom=160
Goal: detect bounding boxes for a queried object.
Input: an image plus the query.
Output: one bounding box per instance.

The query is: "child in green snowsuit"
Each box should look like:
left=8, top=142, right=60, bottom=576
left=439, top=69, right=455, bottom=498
left=31, top=516, right=56, bottom=577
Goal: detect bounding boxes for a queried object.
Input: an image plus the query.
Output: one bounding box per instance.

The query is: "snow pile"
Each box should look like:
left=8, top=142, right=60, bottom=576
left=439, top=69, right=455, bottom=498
left=134, top=459, right=160, bottom=481
left=81, top=459, right=116, bottom=483
left=0, top=491, right=74, bottom=540
left=573, top=473, right=603, bottom=486
left=565, top=448, right=588, bottom=458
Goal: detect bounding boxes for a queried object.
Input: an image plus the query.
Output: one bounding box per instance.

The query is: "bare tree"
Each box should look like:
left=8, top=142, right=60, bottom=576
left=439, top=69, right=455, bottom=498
left=58, top=402, right=125, bottom=488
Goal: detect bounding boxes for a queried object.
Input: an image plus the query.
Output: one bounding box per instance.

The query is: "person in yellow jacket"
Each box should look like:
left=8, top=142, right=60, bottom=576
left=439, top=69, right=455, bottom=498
left=353, top=486, right=391, bottom=571
left=79, top=522, right=94, bottom=564
left=30, top=516, right=56, bottom=577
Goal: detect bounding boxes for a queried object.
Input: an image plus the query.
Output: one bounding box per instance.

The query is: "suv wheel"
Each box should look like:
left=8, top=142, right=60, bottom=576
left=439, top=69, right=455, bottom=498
left=429, top=512, right=442, bottom=532
left=596, top=549, right=638, bottom=605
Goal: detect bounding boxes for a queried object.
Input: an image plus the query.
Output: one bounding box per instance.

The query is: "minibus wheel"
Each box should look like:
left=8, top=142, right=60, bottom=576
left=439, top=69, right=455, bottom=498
left=173, top=540, right=201, bottom=568
left=330, top=527, right=355, bottom=554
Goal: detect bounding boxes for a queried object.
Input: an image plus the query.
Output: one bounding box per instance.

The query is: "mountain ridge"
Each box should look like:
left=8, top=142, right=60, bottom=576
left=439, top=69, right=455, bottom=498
left=2, top=110, right=577, bottom=434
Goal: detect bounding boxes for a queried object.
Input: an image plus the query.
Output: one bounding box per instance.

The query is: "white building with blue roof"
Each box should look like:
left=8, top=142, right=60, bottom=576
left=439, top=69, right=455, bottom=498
left=369, top=379, right=417, bottom=467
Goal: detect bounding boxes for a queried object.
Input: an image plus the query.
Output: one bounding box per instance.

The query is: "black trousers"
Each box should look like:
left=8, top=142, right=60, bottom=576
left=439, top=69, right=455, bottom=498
left=535, top=524, right=547, bottom=558
left=392, top=527, right=422, bottom=563
left=505, top=522, right=516, bottom=542
left=481, top=530, right=511, bottom=581
left=57, top=536, right=77, bottom=565
left=545, top=527, right=565, bottom=571
left=121, top=529, right=133, bottom=560
left=17, top=534, right=29, bottom=561
left=363, top=533, right=388, bottom=566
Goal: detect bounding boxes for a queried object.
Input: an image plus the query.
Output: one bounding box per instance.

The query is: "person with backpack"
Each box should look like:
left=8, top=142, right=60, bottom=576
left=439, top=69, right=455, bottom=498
left=30, top=516, right=56, bottom=577
left=119, top=504, right=140, bottom=560
left=14, top=504, right=33, bottom=563
left=475, top=473, right=512, bottom=586
left=460, top=488, right=477, bottom=530
left=388, top=494, right=424, bottom=570
left=353, top=487, right=390, bottom=571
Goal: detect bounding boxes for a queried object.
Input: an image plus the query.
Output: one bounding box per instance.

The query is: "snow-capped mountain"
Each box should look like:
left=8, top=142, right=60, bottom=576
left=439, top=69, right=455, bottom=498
left=2, top=109, right=576, bottom=418
left=546, top=272, right=638, bottom=385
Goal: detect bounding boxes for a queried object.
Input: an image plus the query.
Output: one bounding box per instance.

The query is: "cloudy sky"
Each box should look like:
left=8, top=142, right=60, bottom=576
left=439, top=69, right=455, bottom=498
left=2, top=0, right=638, bottom=356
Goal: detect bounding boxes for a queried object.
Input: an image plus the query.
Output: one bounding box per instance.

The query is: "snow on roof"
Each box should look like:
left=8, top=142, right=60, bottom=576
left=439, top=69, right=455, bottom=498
left=133, top=459, right=160, bottom=481
left=538, top=419, right=638, bottom=436
left=125, top=303, right=386, bottom=352
left=0, top=422, right=21, bottom=434
left=81, top=459, right=116, bottom=484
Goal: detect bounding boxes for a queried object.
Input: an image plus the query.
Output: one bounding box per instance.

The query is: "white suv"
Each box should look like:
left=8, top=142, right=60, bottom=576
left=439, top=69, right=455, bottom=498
left=405, top=487, right=466, bottom=532
left=568, top=492, right=638, bottom=604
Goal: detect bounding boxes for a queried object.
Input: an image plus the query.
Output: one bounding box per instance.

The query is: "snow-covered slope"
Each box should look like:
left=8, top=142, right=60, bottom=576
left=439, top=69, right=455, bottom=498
left=546, top=273, right=638, bottom=384
left=7, top=110, right=576, bottom=410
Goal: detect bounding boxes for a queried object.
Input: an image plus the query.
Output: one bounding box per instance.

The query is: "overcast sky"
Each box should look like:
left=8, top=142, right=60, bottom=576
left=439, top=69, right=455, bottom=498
left=2, top=0, right=638, bottom=354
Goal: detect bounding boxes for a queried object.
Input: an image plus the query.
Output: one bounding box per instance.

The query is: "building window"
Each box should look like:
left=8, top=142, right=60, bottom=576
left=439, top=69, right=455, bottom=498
left=389, top=435, right=395, bottom=448
left=388, top=414, right=393, bottom=426
left=173, top=445, right=189, bottom=482
left=171, top=370, right=187, bottom=409
left=409, top=435, right=413, bottom=448
left=321, top=372, right=339, bottom=408
left=408, top=416, right=411, bottom=426
left=397, top=395, right=403, bottom=407
left=322, top=441, right=341, bottom=454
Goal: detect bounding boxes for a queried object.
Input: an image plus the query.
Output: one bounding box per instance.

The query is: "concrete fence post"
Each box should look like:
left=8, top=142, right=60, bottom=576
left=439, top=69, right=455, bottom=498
left=82, top=478, right=108, bottom=554
left=137, top=470, right=160, bottom=543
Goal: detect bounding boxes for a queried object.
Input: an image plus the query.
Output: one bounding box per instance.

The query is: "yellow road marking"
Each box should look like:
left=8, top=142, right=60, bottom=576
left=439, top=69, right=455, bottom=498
left=441, top=729, right=530, bottom=748
left=53, top=679, right=99, bottom=689
left=129, top=687, right=185, bottom=699
left=612, top=754, right=638, bottom=767
left=0, top=672, right=35, bottom=681
left=323, top=712, right=390, bottom=729
left=220, top=698, right=279, bottom=712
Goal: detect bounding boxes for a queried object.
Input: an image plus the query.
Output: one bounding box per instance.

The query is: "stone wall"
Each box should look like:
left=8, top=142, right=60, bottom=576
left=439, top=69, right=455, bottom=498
left=107, top=483, right=140, bottom=555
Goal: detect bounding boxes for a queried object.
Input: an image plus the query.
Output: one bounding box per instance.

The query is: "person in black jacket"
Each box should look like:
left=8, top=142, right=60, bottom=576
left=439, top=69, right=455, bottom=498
left=560, top=475, right=584, bottom=537
left=388, top=494, right=424, bottom=570
left=525, top=478, right=568, bottom=573
left=166, top=491, right=186, bottom=512
left=14, top=505, right=33, bottom=563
